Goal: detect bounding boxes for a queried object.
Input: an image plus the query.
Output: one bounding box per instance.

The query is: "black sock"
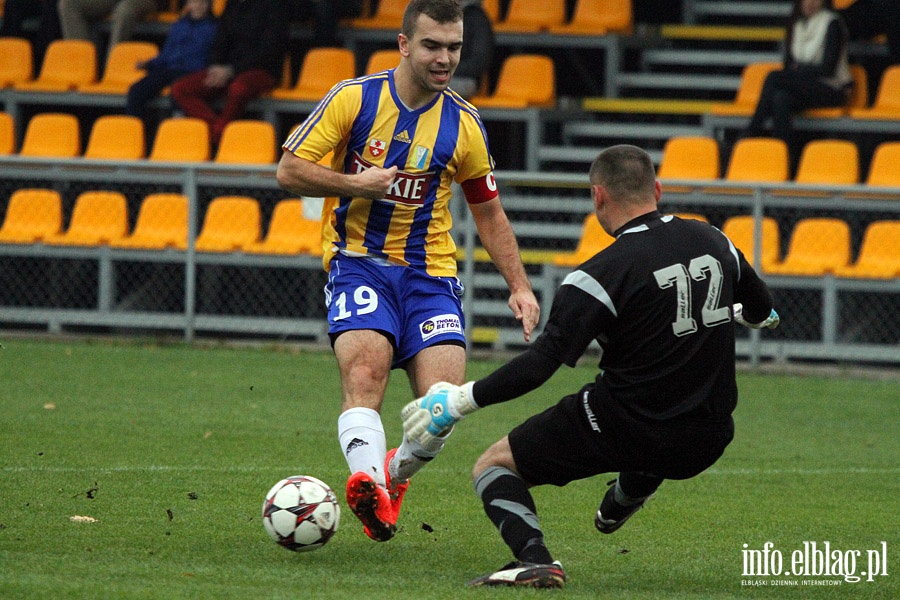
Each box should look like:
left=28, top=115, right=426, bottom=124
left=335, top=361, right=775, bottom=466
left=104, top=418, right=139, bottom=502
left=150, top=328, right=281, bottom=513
left=474, top=466, right=554, bottom=564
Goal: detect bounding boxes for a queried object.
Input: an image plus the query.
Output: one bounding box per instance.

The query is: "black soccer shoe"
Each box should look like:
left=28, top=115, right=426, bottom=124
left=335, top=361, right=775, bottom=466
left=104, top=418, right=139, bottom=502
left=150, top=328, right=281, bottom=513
left=466, top=561, right=566, bottom=588
left=594, top=481, right=652, bottom=534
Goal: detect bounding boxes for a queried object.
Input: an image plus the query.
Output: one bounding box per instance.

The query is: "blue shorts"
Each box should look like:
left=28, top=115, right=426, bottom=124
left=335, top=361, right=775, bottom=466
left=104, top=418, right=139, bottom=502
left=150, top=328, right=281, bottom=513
left=325, top=256, right=466, bottom=368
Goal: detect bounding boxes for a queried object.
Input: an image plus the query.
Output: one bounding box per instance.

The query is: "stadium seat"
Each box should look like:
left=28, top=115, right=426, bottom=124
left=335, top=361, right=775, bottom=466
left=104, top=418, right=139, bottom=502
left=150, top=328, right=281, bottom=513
left=156, top=0, right=225, bottom=22
left=149, top=117, right=209, bottom=162
left=766, top=218, right=850, bottom=276
left=244, top=199, right=323, bottom=256
left=79, top=41, right=158, bottom=95
left=365, top=49, right=400, bottom=75
left=669, top=212, right=708, bottom=223
left=865, top=141, right=900, bottom=188
left=84, top=115, right=145, bottom=160
left=658, top=136, right=720, bottom=181
left=0, top=37, right=33, bottom=88
left=271, top=48, right=355, bottom=101
left=709, top=62, right=781, bottom=116
left=549, top=0, right=633, bottom=35
left=14, top=39, right=96, bottom=92
left=350, top=0, right=406, bottom=30
left=493, top=0, right=565, bottom=32
left=0, top=111, right=14, bottom=154
left=469, top=54, right=556, bottom=108
left=552, top=214, right=615, bottom=267
left=195, top=196, right=261, bottom=252
left=214, top=120, right=276, bottom=164
left=793, top=139, right=859, bottom=186
left=804, top=64, right=868, bottom=118
left=110, top=193, right=188, bottom=250
left=0, top=188, right=63, bottom=244
left=19, top=113, right=81, bottom=158
left=482, top=0, right=500, bottom=23
left=849, top=65, right=900, bottom=119
left=724, top=137, right=789, bottom=183
left=721, top=215, right=781, bottom=272
left=43, top=190, right=129, bottom=246
left=833, top=221, right=900, bottom=279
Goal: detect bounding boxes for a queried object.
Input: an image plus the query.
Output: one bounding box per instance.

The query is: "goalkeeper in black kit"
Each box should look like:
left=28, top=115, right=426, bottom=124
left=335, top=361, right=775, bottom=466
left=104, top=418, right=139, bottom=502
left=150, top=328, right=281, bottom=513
left=401, top=145, right=780, bottom=589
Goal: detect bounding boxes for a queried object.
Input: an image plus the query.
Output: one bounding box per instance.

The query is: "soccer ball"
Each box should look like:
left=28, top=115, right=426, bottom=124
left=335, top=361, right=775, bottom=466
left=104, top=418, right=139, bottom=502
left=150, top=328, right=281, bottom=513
left=262, top=475, right=340, bottom=552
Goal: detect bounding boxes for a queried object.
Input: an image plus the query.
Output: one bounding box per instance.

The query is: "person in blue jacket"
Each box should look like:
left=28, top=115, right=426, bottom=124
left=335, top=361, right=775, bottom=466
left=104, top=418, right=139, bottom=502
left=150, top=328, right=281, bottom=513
left=125, top=0, right=217, bottom=125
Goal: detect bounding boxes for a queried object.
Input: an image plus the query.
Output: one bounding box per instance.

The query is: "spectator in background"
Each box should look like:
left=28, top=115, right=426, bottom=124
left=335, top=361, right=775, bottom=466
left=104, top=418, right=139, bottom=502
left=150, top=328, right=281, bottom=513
left=742, top=0, right=852, bottom=161
left=125, top=0, right=217, bottom=125
left=0, top=0, right=62, bottom=64
left=450, top=0, right=494, bottom=99
left=289, top=0, right=363, bottom=47
left=839, top=0, right=900, bottom=63
left=58, top=0, right=168, bottom=51
left=170, top=0, right=289, bottom=145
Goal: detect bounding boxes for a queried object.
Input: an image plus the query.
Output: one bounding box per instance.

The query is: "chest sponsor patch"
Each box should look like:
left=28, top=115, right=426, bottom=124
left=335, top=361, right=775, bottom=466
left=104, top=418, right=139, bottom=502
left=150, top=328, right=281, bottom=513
left=420, top=313, right=463, bottom=341
left=350, top=152, right=434, bottom=206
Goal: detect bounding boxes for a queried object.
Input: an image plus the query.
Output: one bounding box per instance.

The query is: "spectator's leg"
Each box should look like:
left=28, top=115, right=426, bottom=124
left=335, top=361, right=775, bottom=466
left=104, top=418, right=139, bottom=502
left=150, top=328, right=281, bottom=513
left=171, top=69, right=222, bottom=129
left=211, top=69, right=276, bottom=144
left=58, top=0, right=117, bottom=40
left=107, top=0, right=158, bottom=47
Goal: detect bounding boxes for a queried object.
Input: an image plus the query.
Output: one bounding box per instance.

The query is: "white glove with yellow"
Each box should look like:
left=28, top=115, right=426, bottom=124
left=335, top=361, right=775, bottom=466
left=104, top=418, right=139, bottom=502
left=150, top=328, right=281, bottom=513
left=733, top=303, right=780, bottom=330
left=401, top=382, right=480, bottom=445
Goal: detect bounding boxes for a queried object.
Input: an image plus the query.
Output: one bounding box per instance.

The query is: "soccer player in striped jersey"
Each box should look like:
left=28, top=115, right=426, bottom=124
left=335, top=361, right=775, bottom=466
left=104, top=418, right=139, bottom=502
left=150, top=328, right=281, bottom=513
left=402, top=145, right=780, bottom=587
left=276, top=0, right=539, bottom=543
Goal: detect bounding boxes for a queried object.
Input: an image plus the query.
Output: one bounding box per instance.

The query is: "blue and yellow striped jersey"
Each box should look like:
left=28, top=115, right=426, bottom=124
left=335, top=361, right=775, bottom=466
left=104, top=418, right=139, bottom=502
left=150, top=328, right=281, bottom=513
left=283, top=69, right=496, bottom=277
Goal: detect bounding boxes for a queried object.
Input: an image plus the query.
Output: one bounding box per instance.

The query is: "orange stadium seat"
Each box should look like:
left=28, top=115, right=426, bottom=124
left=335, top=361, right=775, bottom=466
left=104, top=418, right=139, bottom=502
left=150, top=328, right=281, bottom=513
left=0, top=37, right=33, bottom=88
left=850, top=65, right=900, bottom=119
left=111, top=193, right=188, bottom=250
left=214, top=120, right=276, bottom=164
left=195, top=196, right=261, bottom=252
left=469, top=54, right=555, bottom=108
left=865, top=141, right=900, bottom=188
left=793, top=139, right=859, bottom=186
left=494, top=0, right=565, bottom=32
left=0, top=188, right=63, bottom=244
left=245, top=199, right=323, bottom=256
left=0, top=111, right=14, bottom=154
left=766, top=218, right=850, bottom=276
left=149, top=117, right=210, bottom=162
left=84, top=115, right=146, bottom=160
left=43, top=191, right=129, bottom=247
left=350, top=0, right=406, bottom=30
left=14, top=39, right=96, bottom=92
left=725, top=137, right=789, bottom=183
left=549, top=0, right=633, bottom=35
left=833, top=221, right=900, bottom=279
left=19, top=113, right=81, bottom=158
left=658, top=136, right=720, bottom=181
left=80, top=41, right=158, bottom=95
left=552, top=214, right=615, bottom=267
left=710, top=62, right=781, bottom=116
left=669, top=212, right=708, bottom=223
left=481, top=0, right=500, bottom=23
left=271, top=48, right=356, bottom=101
left=365, top=49, right=400, bottom=75
left=721, top=215, right=781, bottom=272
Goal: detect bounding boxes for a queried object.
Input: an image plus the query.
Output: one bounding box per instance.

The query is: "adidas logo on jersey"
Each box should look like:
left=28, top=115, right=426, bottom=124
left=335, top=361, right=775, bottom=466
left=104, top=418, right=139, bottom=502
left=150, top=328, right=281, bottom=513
left=393, top=130, right=411, bottom=143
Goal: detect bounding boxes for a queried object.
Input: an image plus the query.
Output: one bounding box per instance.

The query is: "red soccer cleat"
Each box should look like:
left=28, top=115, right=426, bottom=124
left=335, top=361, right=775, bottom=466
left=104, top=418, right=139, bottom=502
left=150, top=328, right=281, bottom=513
left=346, top=471, right=395, bottom=542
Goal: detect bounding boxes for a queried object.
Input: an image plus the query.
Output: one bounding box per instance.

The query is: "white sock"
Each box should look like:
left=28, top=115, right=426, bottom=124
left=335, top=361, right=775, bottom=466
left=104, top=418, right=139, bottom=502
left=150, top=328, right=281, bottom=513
left=389, top=428, right=451, bottom=482
left=338, top=407, right=387, bottom=487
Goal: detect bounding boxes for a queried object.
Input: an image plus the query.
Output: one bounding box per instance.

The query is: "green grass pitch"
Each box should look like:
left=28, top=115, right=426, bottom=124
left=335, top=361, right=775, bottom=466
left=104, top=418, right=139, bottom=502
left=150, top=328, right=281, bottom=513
left=0, top=338, right=897, bottom=599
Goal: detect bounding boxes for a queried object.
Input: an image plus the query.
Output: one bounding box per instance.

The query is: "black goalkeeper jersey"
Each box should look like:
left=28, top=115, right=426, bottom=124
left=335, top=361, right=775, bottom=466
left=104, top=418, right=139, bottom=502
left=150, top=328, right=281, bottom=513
left=476, top=210, right=774, bottom=428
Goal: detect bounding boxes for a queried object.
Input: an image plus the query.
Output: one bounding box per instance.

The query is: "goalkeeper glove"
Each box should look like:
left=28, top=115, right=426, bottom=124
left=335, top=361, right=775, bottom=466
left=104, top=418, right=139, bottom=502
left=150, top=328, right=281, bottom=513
left=733, top=303, right=780, bottom=330
left=401, top=382, right=480, bottom=445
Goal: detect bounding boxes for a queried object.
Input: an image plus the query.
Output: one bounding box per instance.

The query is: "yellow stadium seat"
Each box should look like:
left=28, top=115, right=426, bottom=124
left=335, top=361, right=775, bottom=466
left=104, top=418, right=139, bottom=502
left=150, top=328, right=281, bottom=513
left=721, top=215, right=781, bottom=272
left=0, top=188, right=63, bottom=244
left=111, top=193, right=188, bottom=250
left=0, top=37, right=33, bottom=88
left=365, top=49, right=400, bottom=75
left=350, top=0, right=406, bottom=30
left=482, top=0, right=500, bottom=23
left=549, top=0, right=632, bottom=35
left=710, top=62, right=781, bottom=116
left=850, top=65, right=900, bottom=119
left=725, top=137, right=789, bottom=183
left=669, top=212, right=708, bottom=223
left=834, top=221, right=900, bottom=279
left=469, top=54, right=556, bottom=108
left=43, top=191, right=129, bottom=246
left=0, top=111, right=14, bottom=154
left=271, top=47, right=356, bottom=101
left=195, top=196, right=261, bottom=252
left=20, top=113, right=81, bottom=158
left=658, top=136, right=720, bottom=181
left=766, top=218, right=850, bottom=276
left=80, top=41, right=158, bottom=95
left=14, top=39, right=96, bottom=92
left=494, top=0, right=565, bottom=32
left=552, top=214, right=615, bottom=267
left=793, top=139, right=859, bottom=186
left=149, top=117, right=209, bottom=162
left=244, top=199, right=323, bottom=256
left=865, top=141, right=900, bottom=188
left=214, top=120, right=276, bottom=164
left=84, top=115, right=145, bottom=160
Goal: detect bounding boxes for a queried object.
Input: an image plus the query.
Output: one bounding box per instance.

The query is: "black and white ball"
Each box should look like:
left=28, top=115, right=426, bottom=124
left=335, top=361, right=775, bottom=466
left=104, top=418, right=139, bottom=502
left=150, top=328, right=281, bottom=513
left=262, top=476, right=340, bottom=552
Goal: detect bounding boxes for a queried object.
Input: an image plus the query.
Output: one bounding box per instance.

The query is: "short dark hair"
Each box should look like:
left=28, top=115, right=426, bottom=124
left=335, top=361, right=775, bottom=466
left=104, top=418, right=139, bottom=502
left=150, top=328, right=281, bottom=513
left=589, top=145, right=657, bottom=203
left=402, top=0, right=463, bottom=38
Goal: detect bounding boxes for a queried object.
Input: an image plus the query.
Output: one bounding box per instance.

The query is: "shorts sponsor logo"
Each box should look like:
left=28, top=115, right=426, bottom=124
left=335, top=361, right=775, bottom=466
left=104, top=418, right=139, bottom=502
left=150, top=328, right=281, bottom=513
left=420, top=314, right=462, bottom=341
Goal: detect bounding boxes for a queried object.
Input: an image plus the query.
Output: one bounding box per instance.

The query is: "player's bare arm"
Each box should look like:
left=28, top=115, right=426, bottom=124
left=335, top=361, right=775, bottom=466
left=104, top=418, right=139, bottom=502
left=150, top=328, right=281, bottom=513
left=276, top=151, right=398, bottom=200
left=468, top=198, right=540, bottom=341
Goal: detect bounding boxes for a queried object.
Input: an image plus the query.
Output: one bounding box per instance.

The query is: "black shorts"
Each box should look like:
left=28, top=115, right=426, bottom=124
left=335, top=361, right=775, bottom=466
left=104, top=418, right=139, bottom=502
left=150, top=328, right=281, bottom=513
left=508, top=385, right=734, bottom=487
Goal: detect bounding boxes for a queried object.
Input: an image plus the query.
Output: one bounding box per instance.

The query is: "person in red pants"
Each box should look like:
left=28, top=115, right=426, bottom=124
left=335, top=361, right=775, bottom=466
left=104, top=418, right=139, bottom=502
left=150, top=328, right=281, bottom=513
left=170, top=0, right=288, bottom=145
